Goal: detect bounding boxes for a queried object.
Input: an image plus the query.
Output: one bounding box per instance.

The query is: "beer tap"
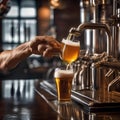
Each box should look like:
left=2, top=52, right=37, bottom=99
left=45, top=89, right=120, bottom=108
left=79, top=61, right=91, bottom=90
left=67, top=23, right=112, bottom=56
left=72, top=60, right=91, bottom=91
left=67, top=22, right=114, bottom=91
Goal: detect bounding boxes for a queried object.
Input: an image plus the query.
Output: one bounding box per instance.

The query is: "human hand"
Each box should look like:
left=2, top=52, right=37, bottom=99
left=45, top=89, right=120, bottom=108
left=29, top=36, right=62, bottom=58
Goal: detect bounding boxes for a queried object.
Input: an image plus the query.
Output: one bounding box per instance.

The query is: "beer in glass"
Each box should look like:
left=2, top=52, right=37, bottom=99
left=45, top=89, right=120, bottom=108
left=61, top=39, right=80, bottom=64
left=54, top=68, right=74, bottom=103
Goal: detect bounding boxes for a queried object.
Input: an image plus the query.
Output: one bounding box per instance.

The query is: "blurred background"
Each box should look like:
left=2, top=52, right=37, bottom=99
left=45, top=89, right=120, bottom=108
left=0, top=0, right=80, bottom=79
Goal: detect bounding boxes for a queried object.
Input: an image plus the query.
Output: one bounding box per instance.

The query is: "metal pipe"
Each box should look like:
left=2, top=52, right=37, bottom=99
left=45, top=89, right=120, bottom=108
left=108, top=75, right=120, bottom=91
left=68, top=23, right=112, bottom=56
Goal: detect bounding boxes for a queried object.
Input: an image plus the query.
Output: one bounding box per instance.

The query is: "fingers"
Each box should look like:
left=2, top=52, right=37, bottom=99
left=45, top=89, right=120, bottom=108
left=29, top=35, right=62, bottom=57
left=30, top=36, right=61, bottom=50
left=37, top=36, right=61, bottom=48
left=37, top=45, right=46, bottom=55
left=42, top=47, right=61, bottom=58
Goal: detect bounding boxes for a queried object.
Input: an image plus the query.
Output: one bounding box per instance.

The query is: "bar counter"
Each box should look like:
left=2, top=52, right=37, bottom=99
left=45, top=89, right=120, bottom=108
left=0, top=79, right=58, bottom=120
left=0, top=79, right=120, bottom=120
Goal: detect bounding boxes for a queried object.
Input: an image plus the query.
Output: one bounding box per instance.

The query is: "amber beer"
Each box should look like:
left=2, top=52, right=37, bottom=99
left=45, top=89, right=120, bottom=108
left=54, top=68, right=74, bottom=103
left=61, top=39, right=80, bottom=63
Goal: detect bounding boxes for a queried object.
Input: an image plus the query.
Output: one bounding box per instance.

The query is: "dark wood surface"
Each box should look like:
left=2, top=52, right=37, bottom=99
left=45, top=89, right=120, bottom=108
left=0, top=79, right=120, bottom=120
left=0, top=79, right=59, bottom=120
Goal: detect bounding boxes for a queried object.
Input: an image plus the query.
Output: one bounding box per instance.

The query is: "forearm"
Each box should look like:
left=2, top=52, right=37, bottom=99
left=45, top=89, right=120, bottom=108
left=0, top=41, right=32, bottom=71
left=0, top=36, right=61, bottom=71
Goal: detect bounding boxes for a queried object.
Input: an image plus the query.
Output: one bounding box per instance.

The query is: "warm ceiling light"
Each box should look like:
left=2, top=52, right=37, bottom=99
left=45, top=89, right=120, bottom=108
left=50, top=0, right=60, bottom=8
left=38, top=7, right=50, bottom=19
left=50, top=0, right=66, bottom=9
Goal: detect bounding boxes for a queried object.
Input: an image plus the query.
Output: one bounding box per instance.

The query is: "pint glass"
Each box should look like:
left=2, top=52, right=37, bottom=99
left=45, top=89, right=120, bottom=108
left=54, top=68, right=74, bottom=103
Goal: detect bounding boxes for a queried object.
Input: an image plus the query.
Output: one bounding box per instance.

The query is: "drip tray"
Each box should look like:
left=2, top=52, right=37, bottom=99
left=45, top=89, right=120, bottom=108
left=39, top=81, right=120, bottom=113
left=72, top=90, right=120, bottom=112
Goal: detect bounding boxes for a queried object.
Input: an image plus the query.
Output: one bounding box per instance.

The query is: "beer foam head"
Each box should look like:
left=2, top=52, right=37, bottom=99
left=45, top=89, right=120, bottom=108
left=62, top=39, right=80, bottom=47
left=54, top=68, right=74, bottom=78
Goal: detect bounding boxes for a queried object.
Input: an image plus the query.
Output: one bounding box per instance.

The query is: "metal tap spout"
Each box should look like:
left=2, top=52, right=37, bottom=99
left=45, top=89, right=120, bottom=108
left=68, top=23, right=112, bottom=56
